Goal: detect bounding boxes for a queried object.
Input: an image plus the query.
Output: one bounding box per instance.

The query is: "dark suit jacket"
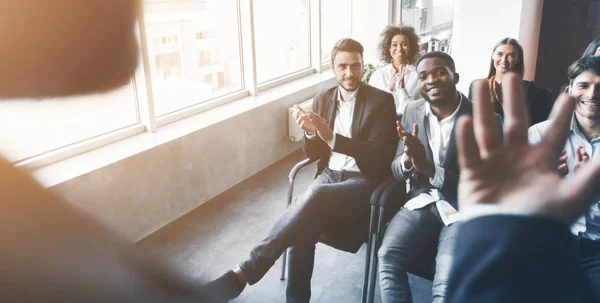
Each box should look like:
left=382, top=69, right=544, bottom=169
left=303, top=83, right=398, bottom=184
left=390, top=94, right=502, bottom=209
left=447, top=215, right=594, bottom=303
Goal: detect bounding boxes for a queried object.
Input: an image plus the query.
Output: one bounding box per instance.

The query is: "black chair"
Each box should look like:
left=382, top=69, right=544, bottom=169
left=527, top=85, right=553, bottom=125
left=279, top=158, right=404, bottom=303
left=364, top=178, right=436, bottom=303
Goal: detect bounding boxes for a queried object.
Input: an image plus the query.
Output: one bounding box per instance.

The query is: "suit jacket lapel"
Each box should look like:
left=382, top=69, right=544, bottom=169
left=443, top=93, right=472, bottom=169
left=326, top=87, right=338, bottom=130
left=351, top=84, right=366, bottom=139
left=413, top=103, right=434, bottom=165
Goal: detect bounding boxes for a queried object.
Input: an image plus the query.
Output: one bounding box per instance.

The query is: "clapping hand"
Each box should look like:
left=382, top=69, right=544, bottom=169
left=397, top=121, right=435, bottom=177
left=388, top=65, right=406, bottom=91
left=292, top=104, right=316, bottom=134
left=308, top=112, right=334, bottom=144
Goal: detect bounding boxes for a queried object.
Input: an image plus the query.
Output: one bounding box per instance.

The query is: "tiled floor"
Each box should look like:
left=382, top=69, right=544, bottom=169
left=138, top=150, right=432, bottom=302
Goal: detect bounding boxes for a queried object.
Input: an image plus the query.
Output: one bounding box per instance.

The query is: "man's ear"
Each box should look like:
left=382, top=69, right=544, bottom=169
left=454, top=72, right=460, bottom=85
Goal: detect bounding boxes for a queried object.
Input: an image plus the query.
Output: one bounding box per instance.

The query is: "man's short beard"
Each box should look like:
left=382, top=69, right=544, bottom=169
left=338, top=79, right=359, bottom=92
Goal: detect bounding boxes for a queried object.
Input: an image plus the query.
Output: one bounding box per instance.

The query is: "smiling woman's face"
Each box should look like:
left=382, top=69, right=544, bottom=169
left=492, top=44, right=518, bottom=76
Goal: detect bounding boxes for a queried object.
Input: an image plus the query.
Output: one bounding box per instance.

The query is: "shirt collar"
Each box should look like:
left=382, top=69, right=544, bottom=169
left=570, top=112, right=581, bottom=134
left=571, top=113, right=600, bottom=143
left=337, top=86, right=358, bottom=105
left=425, top=93, right=463, bottom=122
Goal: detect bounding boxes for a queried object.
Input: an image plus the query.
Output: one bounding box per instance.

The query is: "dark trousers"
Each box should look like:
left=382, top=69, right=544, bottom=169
left=576, top=235, right=600, bottom=301
left=239, top=168, right=374, bottom=303
left=377, top=204, right=458, bottom=303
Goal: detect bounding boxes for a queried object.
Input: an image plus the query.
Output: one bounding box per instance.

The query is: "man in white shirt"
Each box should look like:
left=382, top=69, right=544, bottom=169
left=209, top=38, right=398, bottom=303
left=377, top=51, right=502, bottom=303
left=445, top=69, right=600, bottom=302
left=528, top=56, right=600, bottom=300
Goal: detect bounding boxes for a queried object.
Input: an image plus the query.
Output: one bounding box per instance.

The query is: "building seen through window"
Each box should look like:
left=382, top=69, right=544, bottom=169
left=398, top=0, right=456, bottom=55
left=143, top=0, right=243, bottom=116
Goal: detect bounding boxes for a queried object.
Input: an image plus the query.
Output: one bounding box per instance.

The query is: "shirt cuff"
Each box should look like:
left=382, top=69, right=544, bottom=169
left=429, top=166, right=445, bottom=188
left=305, top=131, right=317, bottom=140
left=327, top=133, right=336, bottom=149
left=400, top=157, right=415, bottom=176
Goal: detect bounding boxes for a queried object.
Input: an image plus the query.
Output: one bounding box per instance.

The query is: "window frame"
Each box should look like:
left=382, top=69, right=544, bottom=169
left=9, top=0, right=355, bottom=170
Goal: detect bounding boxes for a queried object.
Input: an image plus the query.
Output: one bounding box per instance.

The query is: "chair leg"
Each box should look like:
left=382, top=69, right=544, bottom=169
left=368, top=206, right=386, bottom=303
left=281, top=250, right=287, bottom=281
left=362, top=204, right=378, bottom=303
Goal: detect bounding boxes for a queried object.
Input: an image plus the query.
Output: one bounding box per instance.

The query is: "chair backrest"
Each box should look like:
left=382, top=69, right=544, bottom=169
left=528, top=86, right=553, bottom=125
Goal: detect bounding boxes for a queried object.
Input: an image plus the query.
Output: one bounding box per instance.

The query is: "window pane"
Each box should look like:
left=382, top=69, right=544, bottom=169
left=253, top=0, right=310, bottom=83
left=401, top=0, right=455, bottom=54
left=143, top=0, right=243, bottom=117
left=321, top=0, right=352, bottom=64
left=0, top=81, right=139, bottom=163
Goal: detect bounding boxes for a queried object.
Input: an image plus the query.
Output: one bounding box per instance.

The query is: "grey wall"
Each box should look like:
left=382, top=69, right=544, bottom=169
left=535, top=0, right=600, bottom=96
left=51, top=79, right=336, bottom=242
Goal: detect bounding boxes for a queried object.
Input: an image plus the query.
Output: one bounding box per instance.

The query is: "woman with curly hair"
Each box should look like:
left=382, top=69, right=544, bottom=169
left=369, top=25, right=420, bottom=115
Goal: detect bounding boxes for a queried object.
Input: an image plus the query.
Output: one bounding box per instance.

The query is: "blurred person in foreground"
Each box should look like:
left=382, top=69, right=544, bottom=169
left=447, top=72, right=600, bottom=302
left=0, top=1, right=210, bottom=301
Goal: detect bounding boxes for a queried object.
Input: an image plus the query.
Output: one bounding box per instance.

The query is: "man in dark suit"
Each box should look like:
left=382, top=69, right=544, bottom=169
left=209, top=38, right=398, bottom=302
left=378, top=51, right=501, bottom=302
left=446, top=73, right=600, bottom=302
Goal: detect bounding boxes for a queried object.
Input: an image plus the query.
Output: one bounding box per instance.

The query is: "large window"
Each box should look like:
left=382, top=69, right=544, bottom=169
left=321, top=0, right=352, bottom=64
left=252, top=0, right=310, bottom=83
left=143, top=0, right=243, bottom=116
left=398, top=0, right=456, bottom=54
left=0, top=82, right=138, bottom=163
left=2, top=0, right=358, bottom=168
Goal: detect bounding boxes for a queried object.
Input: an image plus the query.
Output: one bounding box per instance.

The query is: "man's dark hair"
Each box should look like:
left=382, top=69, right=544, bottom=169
left=331, top=38, right=364, bottom=64
left=416, top=51, right=456, bottom=73
left=377, top=25, right=420, bottom=64
left=568, top=56, right=600, bottom=85
left=487, top=38, right=524, bottom=78
left=582, top=38, right=600, bottom=58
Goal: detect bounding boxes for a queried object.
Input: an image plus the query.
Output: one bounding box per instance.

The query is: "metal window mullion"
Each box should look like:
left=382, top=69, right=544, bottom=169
left=310, top=0, right=322, bottom=72
left=240, top=0, right=258, bottom=96
left=135, top=12, right=158, bottom=132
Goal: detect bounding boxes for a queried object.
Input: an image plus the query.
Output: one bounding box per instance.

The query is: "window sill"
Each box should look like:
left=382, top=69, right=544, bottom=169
left=32, top=71, right=336, bottom=188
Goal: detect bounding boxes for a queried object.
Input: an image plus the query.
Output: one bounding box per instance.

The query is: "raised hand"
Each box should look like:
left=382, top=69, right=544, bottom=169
left=308, top=112, right=334, bottom=144
left=457, top=73, right=600, bottom=224
left=293, top=104, right=316, bottom=133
